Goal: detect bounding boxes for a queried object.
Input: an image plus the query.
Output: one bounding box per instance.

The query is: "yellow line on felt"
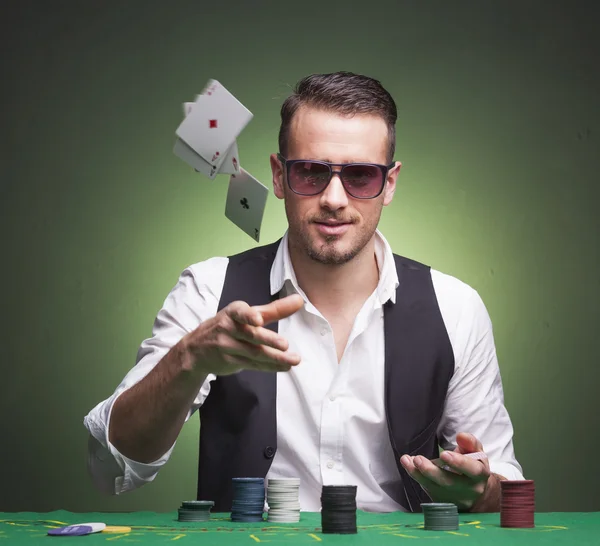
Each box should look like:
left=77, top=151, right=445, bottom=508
left=249, top=534, right=261, bottom=542
left=307, top=533, right=322, bottom=541
left=446, top=531, right=469, bottom=536
left=392, top=534, right=418, bottom=539
left=170, top=534, right=186, bottom=541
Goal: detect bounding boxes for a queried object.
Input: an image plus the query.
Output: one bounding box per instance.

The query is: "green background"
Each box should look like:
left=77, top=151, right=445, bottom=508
left=2, top=0, right=598, bottom=513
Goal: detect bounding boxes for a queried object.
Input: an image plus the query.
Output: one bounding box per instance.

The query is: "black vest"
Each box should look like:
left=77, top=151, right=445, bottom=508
left=198, top=240, right=454, bottom=512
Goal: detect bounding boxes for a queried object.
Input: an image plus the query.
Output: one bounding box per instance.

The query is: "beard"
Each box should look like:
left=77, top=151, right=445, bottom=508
left=286, top=204, right=383, bottom=266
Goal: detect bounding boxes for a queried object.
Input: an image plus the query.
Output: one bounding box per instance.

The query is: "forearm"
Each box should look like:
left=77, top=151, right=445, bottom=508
left=109, top=340, right=208, bottom=463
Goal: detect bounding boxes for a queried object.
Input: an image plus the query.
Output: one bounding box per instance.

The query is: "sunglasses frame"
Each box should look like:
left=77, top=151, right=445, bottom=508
left=277, top=153, right=395, bottom=199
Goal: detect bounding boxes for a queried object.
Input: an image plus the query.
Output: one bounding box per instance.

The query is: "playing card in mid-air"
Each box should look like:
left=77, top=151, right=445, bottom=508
left=176, top=82, right=252, bottom=172
left=173, top=137, right=219, bottom=178
left=174, top=98, right=241, bottom=178
left=218, top=140, right=240, bottom=175
left=225, top=169, right=268, bottom=242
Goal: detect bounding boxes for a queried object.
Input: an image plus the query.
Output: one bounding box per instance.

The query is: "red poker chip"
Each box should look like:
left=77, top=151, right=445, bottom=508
left=500, top=480, right=536, bottom=528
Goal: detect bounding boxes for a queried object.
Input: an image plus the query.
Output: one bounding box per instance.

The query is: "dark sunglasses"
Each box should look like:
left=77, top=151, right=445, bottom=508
left=277, top=153, right=395, bottom=199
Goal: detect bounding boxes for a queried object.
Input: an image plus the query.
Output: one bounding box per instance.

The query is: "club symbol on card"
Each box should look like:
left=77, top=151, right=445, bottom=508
left=240, top=198, right=249, bottom=209
left=254, top=228, right=259, bottom=240
left=209, top=119, right=218, bottom=128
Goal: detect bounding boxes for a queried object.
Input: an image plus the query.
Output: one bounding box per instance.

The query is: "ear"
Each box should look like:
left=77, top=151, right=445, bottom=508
left=383, top=161, right=401, bottom=206
left=270, top=153, right=285, bottom=200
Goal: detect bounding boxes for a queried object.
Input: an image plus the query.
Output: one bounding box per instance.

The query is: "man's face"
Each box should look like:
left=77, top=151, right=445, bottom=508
left=270, top=106, right=401, bottom=266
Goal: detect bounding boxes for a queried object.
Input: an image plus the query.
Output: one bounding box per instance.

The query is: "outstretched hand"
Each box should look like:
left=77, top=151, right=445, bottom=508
left=182, top=294, right=305, bottom=376
left=400, top=432, right=499, bottom=511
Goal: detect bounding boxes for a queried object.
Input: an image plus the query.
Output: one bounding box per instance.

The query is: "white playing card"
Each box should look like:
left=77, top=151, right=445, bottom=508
left=225, top=169, right=268, bottom=242
left=173, top=137, right=219, bottom=178
left=218, top=140, right=240, bottom=175
left=175, top=98, right=239, bottom=178
left=176, top=81, right=252, bottom=171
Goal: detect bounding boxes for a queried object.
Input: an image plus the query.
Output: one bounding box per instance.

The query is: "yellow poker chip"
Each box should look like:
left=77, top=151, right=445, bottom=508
left=102, top=525, right=132, bottom=533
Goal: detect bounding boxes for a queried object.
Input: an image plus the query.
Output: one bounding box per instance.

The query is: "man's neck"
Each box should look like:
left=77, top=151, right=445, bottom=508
left=288, top=237, right=380, bottom=312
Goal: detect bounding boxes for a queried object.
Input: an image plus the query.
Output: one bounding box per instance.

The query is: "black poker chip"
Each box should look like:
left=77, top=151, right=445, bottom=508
left=320, top=485, right=358, bottom=534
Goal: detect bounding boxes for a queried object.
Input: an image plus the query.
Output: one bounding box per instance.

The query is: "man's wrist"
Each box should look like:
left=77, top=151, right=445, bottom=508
left=175, top=334, right=211, bottom=377
left=470, top=473, right=506, bottom=513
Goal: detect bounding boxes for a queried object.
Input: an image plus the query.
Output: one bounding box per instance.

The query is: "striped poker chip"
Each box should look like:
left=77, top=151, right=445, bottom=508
left=500, top=480, right=535, bottom=528
left=177, top=500, right=214, bottom=522
left=267, top=477, right=301, bottom=523
left=231, top=477, right=265, bottom=523
left=421, top=503, right=459, bottom=531
left=320, top=485, right=358, bottom=534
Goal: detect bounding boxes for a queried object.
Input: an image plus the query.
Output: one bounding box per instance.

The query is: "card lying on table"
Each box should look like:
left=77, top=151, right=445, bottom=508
left=225, top=169, right=269, bottom=242
left=48, top=523, right=106, bottom=536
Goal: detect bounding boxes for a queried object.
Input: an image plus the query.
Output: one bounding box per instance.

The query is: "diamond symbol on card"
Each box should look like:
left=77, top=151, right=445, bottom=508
left=209, top=119, right=218, bottom=128
left=240, top=198, right=249, bottom=209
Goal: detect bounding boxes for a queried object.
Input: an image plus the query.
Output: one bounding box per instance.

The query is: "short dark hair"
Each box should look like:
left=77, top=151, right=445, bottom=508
left=278, top=72, right=398, bottom=163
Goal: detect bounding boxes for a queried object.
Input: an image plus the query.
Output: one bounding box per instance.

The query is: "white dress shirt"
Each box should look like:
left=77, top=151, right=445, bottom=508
left=84, top=230, right=524, bottom=512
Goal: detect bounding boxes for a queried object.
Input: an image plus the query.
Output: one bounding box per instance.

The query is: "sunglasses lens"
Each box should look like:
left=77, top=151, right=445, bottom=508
left=342, top=165, right=384, bottom=198
left=288, top=161, right=330, bottom=194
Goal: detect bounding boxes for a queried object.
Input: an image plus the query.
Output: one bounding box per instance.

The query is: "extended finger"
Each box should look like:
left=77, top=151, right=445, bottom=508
left=223, top=337, right=301, bottom=367
left=232, top=322, right=290, bottom=351
left=224, top=353, right=293, bottom=373
left=254, top=294, right=304, bottom=325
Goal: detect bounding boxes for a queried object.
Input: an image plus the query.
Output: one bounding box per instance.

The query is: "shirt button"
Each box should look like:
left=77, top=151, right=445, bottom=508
left=327, top=460, right=335, bottom=469
left=320, top=328, right=328, bottom=336
left=329, top=395, right=336, bottom=401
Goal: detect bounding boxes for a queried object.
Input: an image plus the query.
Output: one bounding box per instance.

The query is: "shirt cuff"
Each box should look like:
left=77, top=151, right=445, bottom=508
left=84, top=390, right=177, bottom=495
left=489, top=461, right=525, bottom=481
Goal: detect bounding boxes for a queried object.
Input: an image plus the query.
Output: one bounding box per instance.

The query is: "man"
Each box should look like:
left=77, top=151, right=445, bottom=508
left=84, top=72, right=523, bottom=514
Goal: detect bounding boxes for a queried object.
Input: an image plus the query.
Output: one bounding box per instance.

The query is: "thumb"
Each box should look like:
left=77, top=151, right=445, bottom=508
left=455, top=432, right=483, bottom=454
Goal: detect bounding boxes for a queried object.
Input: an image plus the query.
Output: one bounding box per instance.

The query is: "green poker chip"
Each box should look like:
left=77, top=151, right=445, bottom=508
left=178, top=500, right=215, bottom=522
left=421, top=503, right=459, bottom=531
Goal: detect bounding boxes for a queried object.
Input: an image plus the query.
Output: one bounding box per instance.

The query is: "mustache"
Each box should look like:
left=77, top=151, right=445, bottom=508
left=310, top=214, right=357, bottom=224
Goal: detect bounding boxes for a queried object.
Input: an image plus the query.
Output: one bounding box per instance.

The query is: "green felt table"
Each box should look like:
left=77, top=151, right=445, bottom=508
left=1, top=511, right=598, bottom=545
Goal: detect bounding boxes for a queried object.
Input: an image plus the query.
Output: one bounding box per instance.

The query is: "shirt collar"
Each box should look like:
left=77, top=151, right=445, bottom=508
left=270, top=229, right=399, bottom=305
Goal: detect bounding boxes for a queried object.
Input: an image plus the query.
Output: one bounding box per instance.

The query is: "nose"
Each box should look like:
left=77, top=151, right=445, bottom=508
left=319, top=172, right=348, bottom=211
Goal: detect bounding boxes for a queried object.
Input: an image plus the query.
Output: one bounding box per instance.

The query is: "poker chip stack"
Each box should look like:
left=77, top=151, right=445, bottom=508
left=266, top=478, right=301, bottom=523
left=421, top=503, right=459, bottom=531
left=500, top=480, right=535, bottom=528
left=177, top=500, right=214, bottom=522
left=231, top=478, right=266, bottom=522
left=320, top=485, right=358, bottom=534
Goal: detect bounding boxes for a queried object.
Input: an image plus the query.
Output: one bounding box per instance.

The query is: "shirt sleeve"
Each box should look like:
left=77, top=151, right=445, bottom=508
left=83, top=257, right=227, bottom=495
left=437, top=284, right=525, bottom=481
